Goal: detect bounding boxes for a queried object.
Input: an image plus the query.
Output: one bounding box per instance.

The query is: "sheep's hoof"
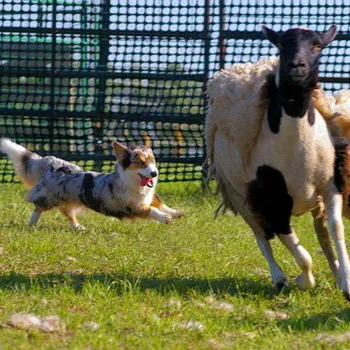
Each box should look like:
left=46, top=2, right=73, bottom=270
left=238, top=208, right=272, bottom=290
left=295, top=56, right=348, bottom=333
left=338, top=278, right=350, bottom=300
left=295, top=273, right=315, bottom=290
left=275, top=278, right=289, bottom=291
left=343, top=291, right=350, bottom=301
left=71, top=223, right=86, bottom=231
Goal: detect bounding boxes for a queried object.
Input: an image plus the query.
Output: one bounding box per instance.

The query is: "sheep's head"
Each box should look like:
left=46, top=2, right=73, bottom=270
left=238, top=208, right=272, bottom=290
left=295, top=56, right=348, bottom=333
left=262, top=25, right=337, bottom=89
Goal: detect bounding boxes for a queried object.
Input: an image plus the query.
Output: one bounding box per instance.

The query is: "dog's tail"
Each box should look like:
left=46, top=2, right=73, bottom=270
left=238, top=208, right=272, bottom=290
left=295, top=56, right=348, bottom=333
left=0, top=138, right=42, bottom=186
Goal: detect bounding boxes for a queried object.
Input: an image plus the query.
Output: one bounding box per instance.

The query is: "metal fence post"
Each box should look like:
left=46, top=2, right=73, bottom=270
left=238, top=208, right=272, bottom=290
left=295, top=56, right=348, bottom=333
left=50, top=0, right=57, bottom=153
left=94, top=0, right=110, bottom=172
left=202, top=0, right=211, bottom=184
left=219, top=0, right=227, bottom=70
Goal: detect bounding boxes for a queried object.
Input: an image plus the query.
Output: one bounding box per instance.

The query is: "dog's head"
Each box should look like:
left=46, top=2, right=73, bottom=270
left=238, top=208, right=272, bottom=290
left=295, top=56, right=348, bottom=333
left=113, top=141, right=158, bottom=188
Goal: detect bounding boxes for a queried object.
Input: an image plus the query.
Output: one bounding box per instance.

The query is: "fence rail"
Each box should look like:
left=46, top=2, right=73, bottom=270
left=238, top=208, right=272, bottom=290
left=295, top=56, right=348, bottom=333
left=1, top=1, right=350, bottom=182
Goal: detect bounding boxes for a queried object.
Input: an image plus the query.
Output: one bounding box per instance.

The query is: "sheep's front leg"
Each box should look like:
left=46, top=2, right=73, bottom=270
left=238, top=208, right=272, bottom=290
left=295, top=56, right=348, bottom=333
left=255, top=234, right=289, bottom=290
left=311, top=205, right=339, bottom=277
left=239, top=206, right=289, bottom=290
left=278, top=230, right=315, bottom=290
left=324, top=189, right=350, bottom=300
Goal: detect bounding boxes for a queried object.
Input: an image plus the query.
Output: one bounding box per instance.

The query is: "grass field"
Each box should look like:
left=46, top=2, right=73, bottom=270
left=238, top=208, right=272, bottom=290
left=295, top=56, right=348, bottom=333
left=1, top=182, right=350, bottom=349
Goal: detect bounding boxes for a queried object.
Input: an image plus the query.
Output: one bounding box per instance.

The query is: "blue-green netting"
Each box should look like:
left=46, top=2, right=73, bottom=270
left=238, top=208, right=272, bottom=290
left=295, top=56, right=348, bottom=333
left=1, top=1, right=349, bottom=182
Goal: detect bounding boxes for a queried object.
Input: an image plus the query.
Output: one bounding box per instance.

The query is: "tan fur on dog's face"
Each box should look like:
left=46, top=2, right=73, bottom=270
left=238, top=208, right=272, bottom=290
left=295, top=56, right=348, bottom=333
left=113, top=142, right=154, bottom=165
left=128, top=148, right=155, bottom=170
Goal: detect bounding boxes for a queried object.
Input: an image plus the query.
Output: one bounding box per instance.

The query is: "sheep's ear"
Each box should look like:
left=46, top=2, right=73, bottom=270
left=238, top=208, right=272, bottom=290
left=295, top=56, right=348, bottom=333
left=261, top=25, right=281, bottom=47
left=320, top=25, right=337, bottom=47
left=112, top=141, right=129, bottom=161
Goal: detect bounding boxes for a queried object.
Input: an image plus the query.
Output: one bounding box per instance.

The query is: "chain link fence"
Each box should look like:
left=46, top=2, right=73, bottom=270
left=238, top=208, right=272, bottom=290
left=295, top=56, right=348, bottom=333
left=1, top=1, right=349, bottom=182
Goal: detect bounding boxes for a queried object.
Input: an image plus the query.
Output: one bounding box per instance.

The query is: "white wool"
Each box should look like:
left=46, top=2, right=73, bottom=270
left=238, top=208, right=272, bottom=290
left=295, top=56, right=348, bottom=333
left=207, top=56, right=279, bottom=101
left=206, top=56, right=279, bottom=175
left=335, top=89, right=350, bottom=104
left=334, top=90, right=350, bottom=117
left=205, top=56, right=335, bottom=215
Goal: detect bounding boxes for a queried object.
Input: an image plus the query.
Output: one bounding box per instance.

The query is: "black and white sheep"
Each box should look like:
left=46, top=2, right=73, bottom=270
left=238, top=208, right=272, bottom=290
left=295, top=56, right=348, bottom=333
left=205, top=25, right=350, bottom=300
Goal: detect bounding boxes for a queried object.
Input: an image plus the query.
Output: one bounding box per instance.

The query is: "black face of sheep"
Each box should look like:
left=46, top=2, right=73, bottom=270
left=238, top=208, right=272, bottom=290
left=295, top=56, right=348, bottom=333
left=262, top=26, right=337, bottom=88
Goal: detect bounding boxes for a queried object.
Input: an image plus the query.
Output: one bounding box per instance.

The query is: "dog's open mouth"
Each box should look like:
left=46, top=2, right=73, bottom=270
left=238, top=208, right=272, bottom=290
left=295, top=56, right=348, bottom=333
left=139, top=174, right=154, bottom=187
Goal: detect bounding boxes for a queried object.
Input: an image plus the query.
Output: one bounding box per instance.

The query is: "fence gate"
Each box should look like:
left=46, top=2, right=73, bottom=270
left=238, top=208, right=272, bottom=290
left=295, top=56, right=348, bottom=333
left=1, top=1, right=349, bottom=182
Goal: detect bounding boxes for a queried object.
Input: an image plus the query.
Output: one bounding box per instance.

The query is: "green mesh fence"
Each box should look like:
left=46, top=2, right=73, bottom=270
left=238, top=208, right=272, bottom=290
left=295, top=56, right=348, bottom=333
left=1, top=1, right=350, bottom=182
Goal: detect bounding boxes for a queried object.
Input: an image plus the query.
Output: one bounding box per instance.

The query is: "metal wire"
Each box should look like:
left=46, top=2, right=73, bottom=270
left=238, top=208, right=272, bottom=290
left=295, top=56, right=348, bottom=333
left=1, top=1, right=349, bottom=182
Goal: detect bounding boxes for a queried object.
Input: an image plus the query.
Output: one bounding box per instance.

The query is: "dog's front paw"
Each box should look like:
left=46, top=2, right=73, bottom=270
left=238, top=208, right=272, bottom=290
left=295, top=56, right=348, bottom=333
left=173, top=209, right=184, bottom=218
left=159, top=213, right=172, bottom=224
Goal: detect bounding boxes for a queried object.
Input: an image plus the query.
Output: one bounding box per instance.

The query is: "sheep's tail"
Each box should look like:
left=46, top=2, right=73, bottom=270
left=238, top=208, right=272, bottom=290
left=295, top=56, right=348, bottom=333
left=202, top=155, right=237, bottom=219
left=202, top=155, right=220, bottom=196
left=0, top=138, right=42, bottom=187
left=203, top=110, right=238, bottom=218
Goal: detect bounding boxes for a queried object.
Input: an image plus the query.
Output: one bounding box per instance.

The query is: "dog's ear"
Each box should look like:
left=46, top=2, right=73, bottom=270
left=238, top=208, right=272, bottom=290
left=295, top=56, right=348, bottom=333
left=112, top=141, right=129, bottom=161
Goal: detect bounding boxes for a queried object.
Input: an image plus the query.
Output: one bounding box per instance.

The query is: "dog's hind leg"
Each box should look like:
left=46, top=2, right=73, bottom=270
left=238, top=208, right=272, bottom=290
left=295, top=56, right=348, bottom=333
left=151, top=194, right=184, bottom=218
left=59, top=203, right=86, bottom=230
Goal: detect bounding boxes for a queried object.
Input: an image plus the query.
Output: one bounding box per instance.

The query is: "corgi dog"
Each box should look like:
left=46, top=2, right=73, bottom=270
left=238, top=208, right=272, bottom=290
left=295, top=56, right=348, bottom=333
left=0, top=138, right=184, bottom=229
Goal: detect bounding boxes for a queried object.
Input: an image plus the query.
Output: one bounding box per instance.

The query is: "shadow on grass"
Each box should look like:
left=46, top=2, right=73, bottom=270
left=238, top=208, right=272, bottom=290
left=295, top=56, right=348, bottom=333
left=0, top=272, right=287, bottom=299
left=276, top=308, right=350, bottom=332
left=2, top=273, right=350, bottom=331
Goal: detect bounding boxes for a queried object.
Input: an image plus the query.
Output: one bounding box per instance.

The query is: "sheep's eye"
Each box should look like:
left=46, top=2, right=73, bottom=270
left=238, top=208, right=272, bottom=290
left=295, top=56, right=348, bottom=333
left=314, top=44, right=322, bottom=52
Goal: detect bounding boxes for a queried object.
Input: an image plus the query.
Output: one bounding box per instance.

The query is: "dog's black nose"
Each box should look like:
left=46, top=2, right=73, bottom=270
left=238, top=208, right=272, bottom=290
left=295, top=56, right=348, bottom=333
left=150, top=171, right=158, bottom=178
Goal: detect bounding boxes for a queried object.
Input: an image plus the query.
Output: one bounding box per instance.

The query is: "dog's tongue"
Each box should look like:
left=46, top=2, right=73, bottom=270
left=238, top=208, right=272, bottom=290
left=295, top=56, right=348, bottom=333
left=140, top=175, right=153, bottom=187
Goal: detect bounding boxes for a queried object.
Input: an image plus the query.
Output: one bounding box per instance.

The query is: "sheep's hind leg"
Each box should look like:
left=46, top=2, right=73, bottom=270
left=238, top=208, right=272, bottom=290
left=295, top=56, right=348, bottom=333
left=255, top=233, right=289, bottom=290
left=311, top=205, right=339, bottom=278
left=323, top=189, right=350, bottom=300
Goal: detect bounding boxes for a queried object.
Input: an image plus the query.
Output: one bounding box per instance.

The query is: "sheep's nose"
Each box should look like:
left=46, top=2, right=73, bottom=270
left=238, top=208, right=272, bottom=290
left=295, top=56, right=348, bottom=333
left=150, top=171, right=158, bottom=178
left=289, top=61, right=306, bottom=69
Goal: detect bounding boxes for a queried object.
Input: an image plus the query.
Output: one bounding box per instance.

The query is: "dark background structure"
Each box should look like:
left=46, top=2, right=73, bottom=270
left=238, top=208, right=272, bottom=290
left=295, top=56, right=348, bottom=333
left=1, top=1, right=349, bottom=182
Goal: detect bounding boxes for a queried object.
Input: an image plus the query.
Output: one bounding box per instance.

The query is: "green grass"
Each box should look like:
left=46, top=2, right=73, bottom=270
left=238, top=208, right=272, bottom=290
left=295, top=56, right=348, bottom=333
left=1, top=182, right=350, bottom=349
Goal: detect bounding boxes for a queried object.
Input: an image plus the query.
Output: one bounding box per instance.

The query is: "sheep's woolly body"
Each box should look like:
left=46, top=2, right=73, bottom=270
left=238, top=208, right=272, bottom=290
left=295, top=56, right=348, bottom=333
left=205, top=57, right=280, bottom=214
left=206, top=56, right=337, bottom=218
left=206, top=56, right=279, bottom=175
left=313, top=87, right=350, bottom=138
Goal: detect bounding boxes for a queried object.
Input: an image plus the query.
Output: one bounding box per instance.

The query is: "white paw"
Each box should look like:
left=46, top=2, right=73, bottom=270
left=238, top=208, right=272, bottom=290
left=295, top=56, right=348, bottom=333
left=173, top=209, right=184, bottom=218
left=295, top=273, right=315, bottom=290
left=158, top=214, right=172, bottom=224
